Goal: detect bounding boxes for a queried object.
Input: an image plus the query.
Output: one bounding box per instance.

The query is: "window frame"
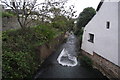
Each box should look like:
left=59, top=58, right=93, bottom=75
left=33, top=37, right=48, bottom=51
left=88, top=33, right=94, bottom=43
left=106, top=21, right=110, bottom=29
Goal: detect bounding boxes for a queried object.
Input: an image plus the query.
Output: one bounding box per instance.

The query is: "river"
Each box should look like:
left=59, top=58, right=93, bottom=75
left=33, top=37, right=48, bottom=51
left=34, top=33, right=109, bottom=79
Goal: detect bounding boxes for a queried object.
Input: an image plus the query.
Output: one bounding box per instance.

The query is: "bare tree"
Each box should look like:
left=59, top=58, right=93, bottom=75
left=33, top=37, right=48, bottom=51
left=36, top=0, right=77, bottom=23
left=1, top=0, right=38, bottom=29
left=40, top=0, right=77, bottom=31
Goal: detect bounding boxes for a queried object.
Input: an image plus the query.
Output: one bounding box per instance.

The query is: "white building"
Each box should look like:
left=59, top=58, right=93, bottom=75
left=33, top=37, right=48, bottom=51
left=81, top=0, right=120, bottom=78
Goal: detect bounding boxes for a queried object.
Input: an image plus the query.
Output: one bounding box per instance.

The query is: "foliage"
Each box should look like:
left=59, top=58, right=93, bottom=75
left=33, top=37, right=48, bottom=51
left=52, top=15, right=68, bottom=31
left=74, top=28, right=83, bottom=36
left=80, top=56, right=93, bottom=68
left=38, top=0, right=76, bottom=22
left=74, top=7, right=96, bottom=37
left=2, top=0, right=76, bottom=31
left=2, top=51, right=37, bottom=78
left=51, top=15, right=75, bottom=32
left=2, top=11, right=15, bottom=17
left=76, top=7, right=96, bottom=29
left=37, top=0, right=76, bottom=31
left=79, top=34, right=83, bottom=43
left=66, top=19, right=75, bottom=31
left=2, top=25, right=57, bottom=79
left=1, top=0, right=38, bottom=29
left=0, top=12, right=2, bottom=17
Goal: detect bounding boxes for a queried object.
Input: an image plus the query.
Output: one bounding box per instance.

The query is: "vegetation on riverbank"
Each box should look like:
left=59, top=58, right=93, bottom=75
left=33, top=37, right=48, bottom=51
left=79, top=55, right=93, bottom=68
left=74, top=7, right=95, bottom=69
left=2, top=0, right=76, bottom=79
left=75, top=7, right=96, bottom=35
left=2, top=25, right=61, bottom=78
left=0, top=11, right=15, bottom=17
left=74, top=7, right=96, bottom=42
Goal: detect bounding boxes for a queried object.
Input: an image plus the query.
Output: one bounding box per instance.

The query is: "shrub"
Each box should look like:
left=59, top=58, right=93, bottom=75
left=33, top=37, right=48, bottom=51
left=74, top=28, right=83, bottom=36
left=2, top=51, right=38, bottom=78
left=34, top=25, right=56, bottom=42
left=0, top=12, right=2, bottom=17
left=2, top=11, right=15, bottom=17
left=2, top=25, right=57, bottom=79
left=80, top=56, right=93, bottom=68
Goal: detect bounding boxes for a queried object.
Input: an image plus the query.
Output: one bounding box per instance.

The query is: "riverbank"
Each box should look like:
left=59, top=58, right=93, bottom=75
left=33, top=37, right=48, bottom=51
left=34, top=34, right=109, bottom=79
left=2, top=25, right=65, bottom=79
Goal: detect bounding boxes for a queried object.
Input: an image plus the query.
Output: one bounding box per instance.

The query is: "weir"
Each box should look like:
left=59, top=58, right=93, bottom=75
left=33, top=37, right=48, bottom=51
left=57, top=33, right=78, bottom=67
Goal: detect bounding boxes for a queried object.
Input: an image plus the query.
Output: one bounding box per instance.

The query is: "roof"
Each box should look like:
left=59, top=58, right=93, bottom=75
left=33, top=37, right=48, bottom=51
left=96, top=0, right=104, bottom=11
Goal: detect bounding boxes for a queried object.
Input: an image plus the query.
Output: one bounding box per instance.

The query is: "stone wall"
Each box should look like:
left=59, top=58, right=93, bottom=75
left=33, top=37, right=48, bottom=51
left=2, top=17, right=39, bottom=31
left=2, top=17, right=21, bottom=31
left=81, top=50, right=120, bottom=79
left=36, top=33, right=65, bottom=62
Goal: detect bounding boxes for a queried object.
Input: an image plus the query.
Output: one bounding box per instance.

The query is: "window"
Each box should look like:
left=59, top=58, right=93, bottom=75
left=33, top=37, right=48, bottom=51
left=88, top=33, right=94, bottom=43
left=106, top=21, right=110, bottom=29
left=10, top=2, right=12, bottom=5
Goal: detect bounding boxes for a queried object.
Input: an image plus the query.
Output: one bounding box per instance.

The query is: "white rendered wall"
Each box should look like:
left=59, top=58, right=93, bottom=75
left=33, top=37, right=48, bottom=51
left=118, top=1, right=120, bottom=66
left=81, top=1, right=119, bottom=66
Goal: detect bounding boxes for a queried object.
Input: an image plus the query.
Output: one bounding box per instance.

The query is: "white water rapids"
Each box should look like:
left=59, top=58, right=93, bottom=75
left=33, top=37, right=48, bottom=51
left=57, top=32, right=78, bottom=67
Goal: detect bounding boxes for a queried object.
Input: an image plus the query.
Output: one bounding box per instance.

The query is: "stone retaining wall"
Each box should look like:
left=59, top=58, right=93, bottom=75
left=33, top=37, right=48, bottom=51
left=36, top=33, right=65, bottom=62
left=2, top=17, right=39, bottom=31
left=2, top=17, right=21, bottom=31
left=81, top=50, right=120, bottom=79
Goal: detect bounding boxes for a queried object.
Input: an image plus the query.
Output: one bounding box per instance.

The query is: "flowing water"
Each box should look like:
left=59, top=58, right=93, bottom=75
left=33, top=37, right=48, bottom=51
left=34, top=32, right=109, bottom=79
left=57, top=33, right=78, bottom=67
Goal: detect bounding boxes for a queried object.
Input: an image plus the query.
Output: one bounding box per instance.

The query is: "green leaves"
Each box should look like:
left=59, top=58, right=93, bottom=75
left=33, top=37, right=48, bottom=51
left=4, top=51, right=35, bottom=77
left=77, top=7, right=96, bottom=28
left=2, top=12, right=15, bottom=17
left=2, top=25, right=58, bottom=78
left=74, top=7, right=96, bottom=36
left=52, top=15, right=73, bottom=31
left=80, top=56, right=93, bottom=68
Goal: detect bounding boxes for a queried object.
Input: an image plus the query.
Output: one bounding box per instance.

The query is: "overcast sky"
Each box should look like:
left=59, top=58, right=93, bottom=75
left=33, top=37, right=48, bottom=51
left=66, top=0, right=101, bottom=17
left=1, top=0, right=101, bottom=17
left=37, top=0, right=101, bottom=17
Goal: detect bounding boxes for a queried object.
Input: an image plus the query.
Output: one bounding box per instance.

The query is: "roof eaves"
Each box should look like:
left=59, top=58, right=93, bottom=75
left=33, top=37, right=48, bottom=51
left=96, top=0, right=104, bottom=12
